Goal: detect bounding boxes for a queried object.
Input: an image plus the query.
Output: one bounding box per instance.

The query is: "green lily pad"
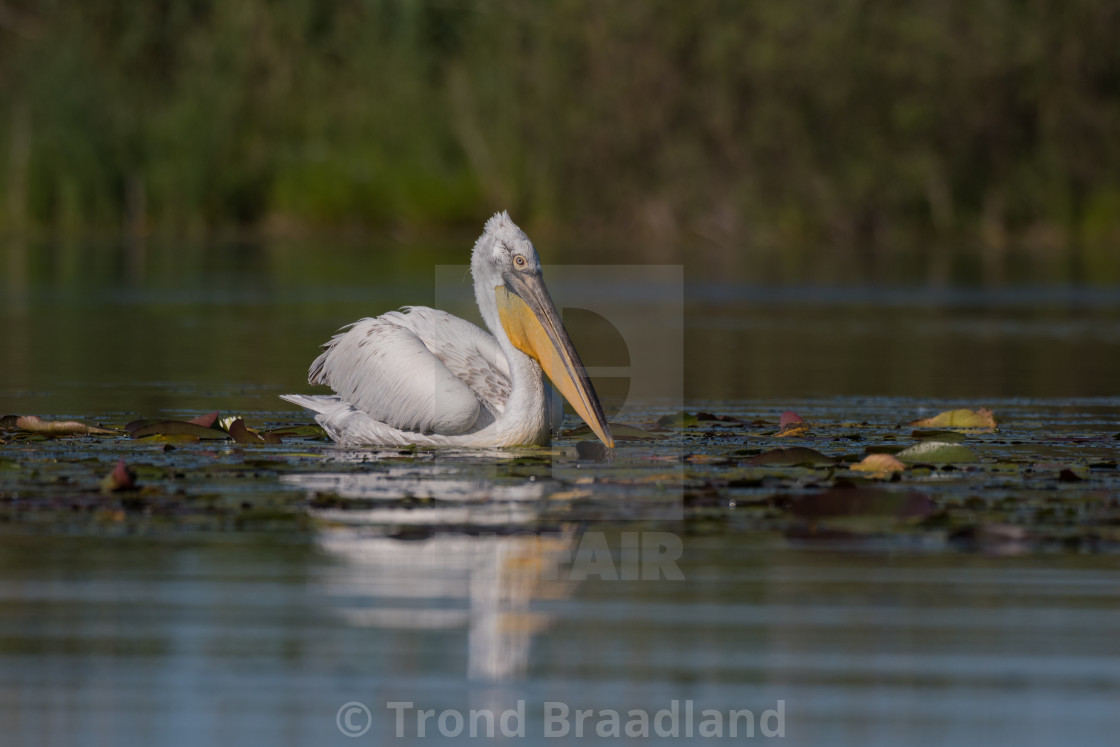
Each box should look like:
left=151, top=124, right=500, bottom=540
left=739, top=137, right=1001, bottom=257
left=895, top=441, right=979, bottom=464
left=909, top=407, right=997, bottom=430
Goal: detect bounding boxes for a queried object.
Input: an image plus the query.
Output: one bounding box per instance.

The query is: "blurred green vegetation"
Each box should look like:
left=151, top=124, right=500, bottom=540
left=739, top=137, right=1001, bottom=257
left=2, top=0, right=1119, bottom=280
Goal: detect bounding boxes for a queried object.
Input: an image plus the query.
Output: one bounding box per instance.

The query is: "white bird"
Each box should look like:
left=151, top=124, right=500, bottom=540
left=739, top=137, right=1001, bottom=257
left=281, top=211, right=614, bottom=448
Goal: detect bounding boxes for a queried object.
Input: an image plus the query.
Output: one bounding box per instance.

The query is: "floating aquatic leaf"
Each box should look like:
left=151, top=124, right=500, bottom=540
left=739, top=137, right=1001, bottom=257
left=228, top=418, right=266, bottom=444
left=699, top=412, right=772, bottom=426
left=657, top=412, right=699, bottom=428
left=123, top=419, right=154, bottom=434
left=100, top=459, right=137, bottom=492
left=10, top=415, right=117, bottom=437
left=262, top=424, right=328, bottom=439
left=565, top=422, right=659, bottom=440
left=895, top=440, right=979, bottom=464
left=909, top=407, right=997, bottom=430
left=747, top=447, right=836, bottom=467
left=851, top=453, right=907, bottom=477
left=188, top=411, right=221, bottom=428
left=865, top=444, right=906, bottom=455
left=788, top=486, right=936, bottom=519
left=142, top=433, right=202, bottom=444
left=129, top=421, right=230, bottom=440
left=696, top=412, right=749, bottom=423
left=910, top=429, right=967, bottom=443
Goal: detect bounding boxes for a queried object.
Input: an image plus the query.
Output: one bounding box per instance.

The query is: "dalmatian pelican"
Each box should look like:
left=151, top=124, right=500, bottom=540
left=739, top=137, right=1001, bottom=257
left=281, top=211, right=614, bottom=448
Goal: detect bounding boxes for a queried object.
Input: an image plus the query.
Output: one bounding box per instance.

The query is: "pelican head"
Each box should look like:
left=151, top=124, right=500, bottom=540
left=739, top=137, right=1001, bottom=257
left=472, top=212, right=614, bottom=448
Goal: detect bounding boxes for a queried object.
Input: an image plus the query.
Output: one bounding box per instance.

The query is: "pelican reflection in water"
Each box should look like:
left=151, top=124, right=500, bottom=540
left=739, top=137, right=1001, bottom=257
left=282, top=212, right=613, bottom=448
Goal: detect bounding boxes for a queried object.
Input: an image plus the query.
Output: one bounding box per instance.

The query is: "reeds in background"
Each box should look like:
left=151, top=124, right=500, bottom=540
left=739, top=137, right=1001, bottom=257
left=2, top=0, right=1119, bottom=281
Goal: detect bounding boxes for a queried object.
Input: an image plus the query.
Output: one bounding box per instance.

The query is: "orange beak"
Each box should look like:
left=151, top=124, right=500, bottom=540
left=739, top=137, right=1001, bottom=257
left=495, top=273, right=614, bottom=448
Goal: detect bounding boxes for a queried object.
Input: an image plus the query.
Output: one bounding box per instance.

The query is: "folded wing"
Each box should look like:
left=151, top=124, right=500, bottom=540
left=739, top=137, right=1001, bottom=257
left=307, top=307, right=510, bottom=436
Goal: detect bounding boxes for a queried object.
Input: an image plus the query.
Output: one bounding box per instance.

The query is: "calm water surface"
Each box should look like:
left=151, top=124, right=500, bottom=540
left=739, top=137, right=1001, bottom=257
left=2, top=240, right=1119, bottom=745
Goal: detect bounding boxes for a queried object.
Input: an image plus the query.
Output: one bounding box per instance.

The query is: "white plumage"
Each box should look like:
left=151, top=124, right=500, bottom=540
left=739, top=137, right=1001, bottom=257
left=282, top=212, right=613, bottom=448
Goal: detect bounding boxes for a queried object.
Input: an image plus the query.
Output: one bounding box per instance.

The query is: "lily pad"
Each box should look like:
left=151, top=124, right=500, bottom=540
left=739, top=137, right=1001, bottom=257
left=909, top=407, right=997, bottom=430
left=262, top=424, right=328, bottom=439
left=747, top=447, right=836, bottom=467
left=910, top=429, right=967, bottom=443
left=895, top=440, right=979, bottom=464
left=696, top=412, right=745, bottom=423
left=565, top=422, right=659, bottom=441
left=188, top=411, right=221, bottom=428
left=229, top=418, right=266, bottom=445
left=851, top=453, right=907, bottom=476
left=657, top=412, right=699, bottom=428
left=129, top=421, right=231, bottom=440
left=7, top=415, right=117, bottom=437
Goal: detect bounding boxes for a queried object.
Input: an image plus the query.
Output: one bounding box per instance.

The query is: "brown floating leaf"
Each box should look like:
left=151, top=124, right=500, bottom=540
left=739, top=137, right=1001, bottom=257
left=565, top=422, right=658, bottom=441
left=788, top=486, right=936, bottom=519
left=851, top=453, right=907, bottom=477
left=100, top=459, right=137, bottom=492
left=746, top=447, right=836, bottom=467
left=909, top=407, right=997, bottom=430
left=13, top=415, right=117, bottom=437
left=696, top=412, right=745, bottom=423
left=123, top=419, right=154, bottom=434
left=228, top=418, right=265, bottom=444
left=129, top=421, right=230, bottom=440
left=188, top=411, right=221, bottom=428
left=657, top=412, right=699, bottom=428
